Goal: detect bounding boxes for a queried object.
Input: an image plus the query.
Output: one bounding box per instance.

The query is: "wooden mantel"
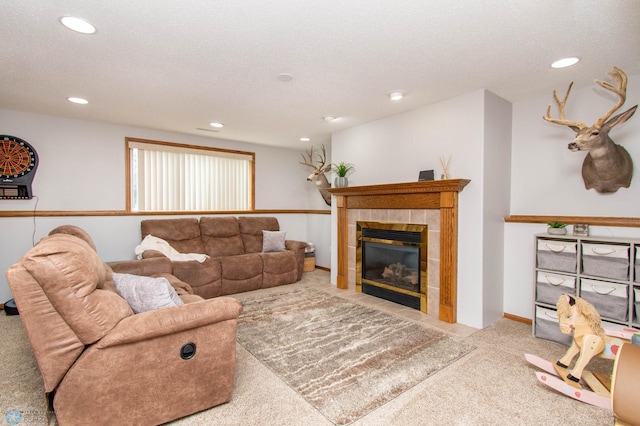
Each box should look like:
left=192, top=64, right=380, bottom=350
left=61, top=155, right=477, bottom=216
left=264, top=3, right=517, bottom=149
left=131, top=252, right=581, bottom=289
left=328, top=179, right=470, bottom=323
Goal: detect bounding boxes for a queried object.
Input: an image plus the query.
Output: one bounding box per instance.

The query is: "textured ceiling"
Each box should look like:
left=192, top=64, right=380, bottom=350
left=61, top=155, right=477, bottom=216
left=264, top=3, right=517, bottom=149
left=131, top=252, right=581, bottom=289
left=1, top=1, right=639, bottom=148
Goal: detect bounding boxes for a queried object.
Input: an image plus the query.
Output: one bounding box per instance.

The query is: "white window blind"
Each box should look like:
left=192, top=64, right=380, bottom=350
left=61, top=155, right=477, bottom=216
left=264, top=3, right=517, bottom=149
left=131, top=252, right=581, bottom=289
left=127, top=138, right=254, bottom=211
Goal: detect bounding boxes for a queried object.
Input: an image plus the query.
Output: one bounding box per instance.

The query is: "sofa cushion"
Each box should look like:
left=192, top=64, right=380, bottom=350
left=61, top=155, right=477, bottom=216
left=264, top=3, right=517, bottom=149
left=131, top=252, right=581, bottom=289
left=141, top=218, right=205, bottom=254
left=219, top=253, right=263, bottom=294
left=112, top=273, right=184, bottom=313
left=200, top=217, right=245, bottom=257
left=262, top=230, right=286, bottom=252
left=171, top=258, right=223, bottom=299
left=258, top=251, right=298, bottom=288
left=238, top=217, right=279, bottom=253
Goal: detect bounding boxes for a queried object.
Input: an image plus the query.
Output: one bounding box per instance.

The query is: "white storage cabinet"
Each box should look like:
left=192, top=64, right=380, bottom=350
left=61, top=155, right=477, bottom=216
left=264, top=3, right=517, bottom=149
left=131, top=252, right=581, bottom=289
left=533, top=233, right=640, bottom=345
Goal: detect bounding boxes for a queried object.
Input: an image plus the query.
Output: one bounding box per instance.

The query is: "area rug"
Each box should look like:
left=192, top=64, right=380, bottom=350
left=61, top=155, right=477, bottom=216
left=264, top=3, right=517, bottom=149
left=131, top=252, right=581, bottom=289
left=236, top=288, right=475, bottom=425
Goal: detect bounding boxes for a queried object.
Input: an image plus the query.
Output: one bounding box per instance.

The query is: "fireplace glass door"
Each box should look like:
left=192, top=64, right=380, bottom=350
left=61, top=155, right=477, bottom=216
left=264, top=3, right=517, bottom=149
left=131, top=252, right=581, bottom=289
left=357, top=222, right=428, bottom=312
left=362, top=242, right=420, bottom=291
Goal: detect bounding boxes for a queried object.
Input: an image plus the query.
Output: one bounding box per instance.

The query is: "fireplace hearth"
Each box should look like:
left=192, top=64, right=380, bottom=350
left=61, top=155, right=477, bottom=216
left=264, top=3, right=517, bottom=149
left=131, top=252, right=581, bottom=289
left=357, top=221, right=428, bottom=312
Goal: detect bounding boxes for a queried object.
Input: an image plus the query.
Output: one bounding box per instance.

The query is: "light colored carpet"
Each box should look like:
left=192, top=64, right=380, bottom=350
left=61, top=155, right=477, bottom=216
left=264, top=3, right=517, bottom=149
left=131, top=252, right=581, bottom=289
left=236, top=288, right=475, bottom=425
left=0, top=270, right=615, bottom=425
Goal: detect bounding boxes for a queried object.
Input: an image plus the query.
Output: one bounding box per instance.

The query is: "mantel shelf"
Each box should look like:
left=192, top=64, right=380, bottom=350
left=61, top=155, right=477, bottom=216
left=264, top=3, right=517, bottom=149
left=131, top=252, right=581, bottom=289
left=328, top=179, right=470, bottom=196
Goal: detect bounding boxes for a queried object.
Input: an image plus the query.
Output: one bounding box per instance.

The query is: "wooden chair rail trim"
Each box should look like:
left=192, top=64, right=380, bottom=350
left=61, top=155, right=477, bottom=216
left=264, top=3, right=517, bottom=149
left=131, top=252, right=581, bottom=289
left=505, top=215, right=640, bottom=228
left=0, top=209, right=331, bottom=218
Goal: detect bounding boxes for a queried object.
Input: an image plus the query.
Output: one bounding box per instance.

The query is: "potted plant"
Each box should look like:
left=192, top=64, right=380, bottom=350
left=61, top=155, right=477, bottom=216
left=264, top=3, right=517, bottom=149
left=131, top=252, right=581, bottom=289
left=331, top=162, right=355, bottom=188
left=547, top=221, right=567, bottom=235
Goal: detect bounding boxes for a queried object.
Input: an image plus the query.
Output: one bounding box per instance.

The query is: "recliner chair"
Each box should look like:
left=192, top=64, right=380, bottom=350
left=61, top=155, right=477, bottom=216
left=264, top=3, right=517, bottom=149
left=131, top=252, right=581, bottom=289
left=6, top=228, right=242, bottom=425
left=611, top=342, right=640, bottom=426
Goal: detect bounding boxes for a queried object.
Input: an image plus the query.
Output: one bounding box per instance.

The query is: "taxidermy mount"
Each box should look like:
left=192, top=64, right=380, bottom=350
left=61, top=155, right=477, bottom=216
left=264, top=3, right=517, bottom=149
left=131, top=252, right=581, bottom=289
left=299, top=144, right=332, bottom=206
left=543, top=67, right=637, bottom=193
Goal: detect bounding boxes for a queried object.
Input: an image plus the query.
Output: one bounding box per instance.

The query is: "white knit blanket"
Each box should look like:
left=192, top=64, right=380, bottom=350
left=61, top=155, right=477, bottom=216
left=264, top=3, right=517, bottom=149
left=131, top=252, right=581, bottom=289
left=135, top=235, right=209, bottom=263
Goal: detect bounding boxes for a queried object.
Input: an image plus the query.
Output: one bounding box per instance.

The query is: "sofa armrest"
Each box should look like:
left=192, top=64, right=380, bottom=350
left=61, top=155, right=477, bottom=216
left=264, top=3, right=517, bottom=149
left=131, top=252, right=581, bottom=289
left=96, top=297, right=242, bottom=349
left=286, top=240, right=308, bottom=280
left=140, top=249, right=168, bottom=259
left=55, top=296, right=241, bottom=425
left=108, top=256, right=173, bottom=276
left=286, top=240, right=308, bottom=252
left=151, top=272, right=196, bottom=296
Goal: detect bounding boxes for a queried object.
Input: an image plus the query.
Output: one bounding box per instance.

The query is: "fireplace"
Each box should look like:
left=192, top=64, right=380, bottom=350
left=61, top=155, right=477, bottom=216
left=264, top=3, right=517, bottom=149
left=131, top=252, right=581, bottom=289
left=329, top=179, right=469, bottom=323
left=356, top=221, right=428, bottom=312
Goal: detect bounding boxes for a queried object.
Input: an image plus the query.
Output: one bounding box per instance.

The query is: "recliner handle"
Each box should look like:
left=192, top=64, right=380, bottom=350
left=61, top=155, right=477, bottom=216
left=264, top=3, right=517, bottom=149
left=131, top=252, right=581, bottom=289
left=180, top=342, right=196, bottom=360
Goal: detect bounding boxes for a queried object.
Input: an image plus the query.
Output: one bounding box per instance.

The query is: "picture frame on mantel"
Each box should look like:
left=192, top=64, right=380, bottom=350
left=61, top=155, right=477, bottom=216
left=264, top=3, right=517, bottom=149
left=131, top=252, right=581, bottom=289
left=418, top=170, right=434, bottom=181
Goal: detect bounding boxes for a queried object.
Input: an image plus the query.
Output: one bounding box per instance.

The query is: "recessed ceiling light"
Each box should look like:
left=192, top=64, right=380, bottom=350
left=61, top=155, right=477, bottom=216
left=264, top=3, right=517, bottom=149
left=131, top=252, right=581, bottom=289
left=323, top=116, right=337, bottom=122
left=551, top=57, right=580, bottom=69
left=210, top=122, right=224, bottom=128
left=388, top=91, right=404, bottom=101
left=300, top=137, right=311, bottom=142
left=67, top=97, right=88, bottom=104
left=60, top=16, right=96, bottom=34
left=277, top=73, right=293, bottom=82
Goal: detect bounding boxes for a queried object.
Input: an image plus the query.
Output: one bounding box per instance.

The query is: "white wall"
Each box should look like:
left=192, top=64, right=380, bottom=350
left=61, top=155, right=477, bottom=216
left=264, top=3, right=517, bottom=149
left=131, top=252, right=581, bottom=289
left=0, top=110, right=331, bottom=303
left=510, top=73, right=640, bottom=216
left=331, top=90, right=511, bottom=328
left=0, top=109, right=330, bottom=211
left=504, top=73, right=640, bottom=319
left=329, top=91, right=485, bottom=186
left=481, top=91, right=513, bottom=326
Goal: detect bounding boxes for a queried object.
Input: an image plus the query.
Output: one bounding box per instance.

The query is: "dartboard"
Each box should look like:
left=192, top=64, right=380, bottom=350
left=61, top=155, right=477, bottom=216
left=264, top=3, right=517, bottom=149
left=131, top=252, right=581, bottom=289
left=0, top=135, right=38, bottom=178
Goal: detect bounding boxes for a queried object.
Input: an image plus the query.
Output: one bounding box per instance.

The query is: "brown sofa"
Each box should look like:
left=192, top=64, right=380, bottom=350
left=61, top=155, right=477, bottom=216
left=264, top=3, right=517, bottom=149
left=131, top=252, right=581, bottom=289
left=6, top=226, right=242, bottom=425
left=138, top=216, right=308, bottom=299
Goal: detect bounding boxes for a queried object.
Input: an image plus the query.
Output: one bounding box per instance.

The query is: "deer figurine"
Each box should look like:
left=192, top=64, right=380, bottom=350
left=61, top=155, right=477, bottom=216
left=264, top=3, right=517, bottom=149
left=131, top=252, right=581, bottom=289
left=543, top=67, right=637, bottom=193
left=299, top=145, right=332, bottom=206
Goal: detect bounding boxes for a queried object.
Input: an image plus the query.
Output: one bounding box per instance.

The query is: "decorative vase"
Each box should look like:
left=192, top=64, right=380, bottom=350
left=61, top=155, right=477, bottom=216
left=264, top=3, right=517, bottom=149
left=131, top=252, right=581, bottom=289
left=334, top=177, right=349, bottom=188
left=547, top=227, right=567, bottom=235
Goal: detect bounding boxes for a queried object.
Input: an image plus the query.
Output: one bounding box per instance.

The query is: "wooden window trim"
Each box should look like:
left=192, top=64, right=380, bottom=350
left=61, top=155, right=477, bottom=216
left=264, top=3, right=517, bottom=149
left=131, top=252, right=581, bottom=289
left=125, top=137, right=255, bottom=212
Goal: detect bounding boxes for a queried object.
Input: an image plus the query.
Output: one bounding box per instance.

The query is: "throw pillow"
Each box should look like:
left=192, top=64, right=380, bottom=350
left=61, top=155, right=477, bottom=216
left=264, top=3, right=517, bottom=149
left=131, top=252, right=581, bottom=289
left=112, top=273, right=184, bottom=314
left=262, top=230, right=286, bottom=252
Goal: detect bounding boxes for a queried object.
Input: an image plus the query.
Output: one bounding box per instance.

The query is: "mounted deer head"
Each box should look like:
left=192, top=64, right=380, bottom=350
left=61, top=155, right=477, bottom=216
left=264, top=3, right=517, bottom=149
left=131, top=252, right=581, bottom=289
left=299, top=144, right=332, bottom=206
left=543, top=67, right=637, bottom=193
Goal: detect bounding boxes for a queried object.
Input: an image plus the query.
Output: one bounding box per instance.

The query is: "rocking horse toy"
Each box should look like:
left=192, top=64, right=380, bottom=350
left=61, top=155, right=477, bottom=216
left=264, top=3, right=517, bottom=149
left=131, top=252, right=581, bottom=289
left=525, top=294, right=639, bottom=410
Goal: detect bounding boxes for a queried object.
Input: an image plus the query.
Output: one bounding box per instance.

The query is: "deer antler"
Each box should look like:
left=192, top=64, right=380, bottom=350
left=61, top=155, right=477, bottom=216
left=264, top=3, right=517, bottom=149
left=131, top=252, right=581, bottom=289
left=316, top=144, right=329, bottom=171
left=299, top=145, right=330, bottom=172
left=299, top=147, right=317, bottom=169
left=543, top=82, right=587, bottom=130
left=593, top=66, right=627, bottom=129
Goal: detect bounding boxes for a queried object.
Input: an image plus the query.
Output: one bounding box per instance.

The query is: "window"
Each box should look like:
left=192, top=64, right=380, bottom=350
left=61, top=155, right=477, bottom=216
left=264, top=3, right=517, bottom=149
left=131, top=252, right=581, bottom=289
left=126, top=138, right=254, bottom=212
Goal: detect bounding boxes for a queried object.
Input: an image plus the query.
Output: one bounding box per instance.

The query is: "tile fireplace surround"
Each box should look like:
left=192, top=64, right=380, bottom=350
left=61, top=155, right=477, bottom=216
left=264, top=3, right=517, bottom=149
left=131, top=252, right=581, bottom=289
left=329, top=179, right=470, bottom=323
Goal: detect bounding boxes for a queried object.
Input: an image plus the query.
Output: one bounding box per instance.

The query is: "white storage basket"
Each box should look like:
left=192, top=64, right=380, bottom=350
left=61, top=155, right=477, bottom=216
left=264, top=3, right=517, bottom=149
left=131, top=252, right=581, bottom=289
left=535, top=271, right=576, bottom=306
left=536, top=239, right=577, bottom=273
left=581, top=242, right=630, bottom=281
left=534, top=306, right=572, bottom=346
left=580, top=278, right=629, bottom=322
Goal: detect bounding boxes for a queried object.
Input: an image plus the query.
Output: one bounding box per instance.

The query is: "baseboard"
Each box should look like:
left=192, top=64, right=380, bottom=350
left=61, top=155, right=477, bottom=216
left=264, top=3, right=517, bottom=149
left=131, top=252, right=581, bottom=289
left=503, top=312, right=532, bottom=325
left=0, top=303, right=4, bottom=311
left=315, top=265, right=330, bottom=272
